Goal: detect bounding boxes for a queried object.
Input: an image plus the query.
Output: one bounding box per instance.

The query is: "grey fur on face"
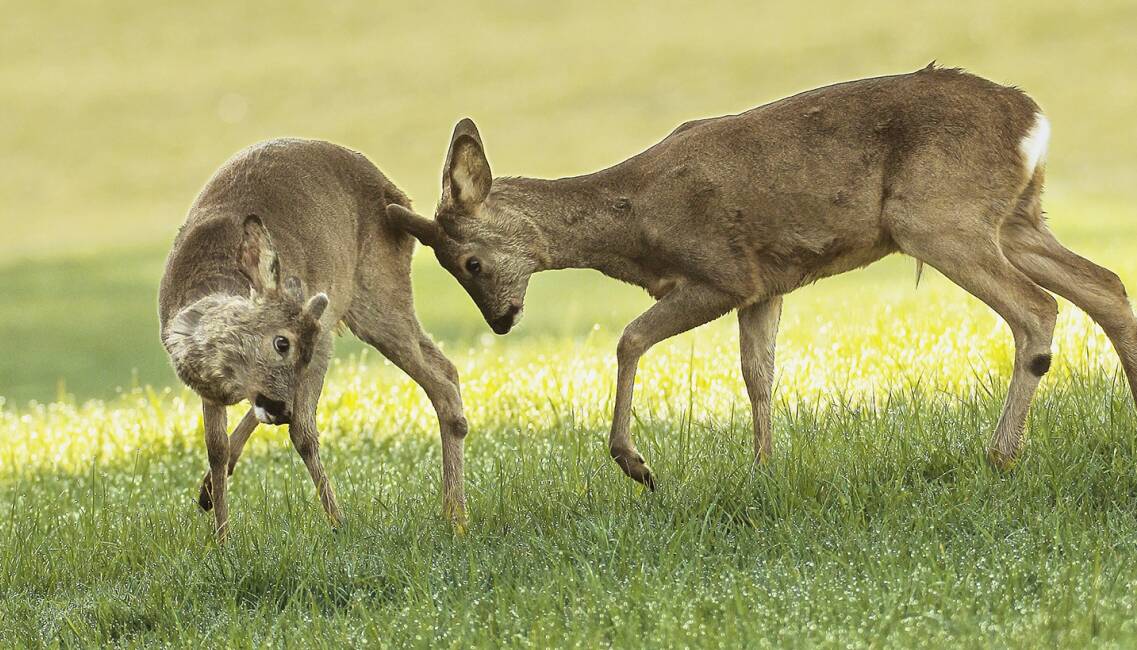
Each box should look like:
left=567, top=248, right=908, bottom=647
left=163, top=294, right=256, bottom=405
left=162, top=289, right=323, bottom=409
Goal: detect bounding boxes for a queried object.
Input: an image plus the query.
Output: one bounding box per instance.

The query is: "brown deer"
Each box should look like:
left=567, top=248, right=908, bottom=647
left=388, top=65, right=1137, bottom=489
left=159, top=139, right=467, bottom=540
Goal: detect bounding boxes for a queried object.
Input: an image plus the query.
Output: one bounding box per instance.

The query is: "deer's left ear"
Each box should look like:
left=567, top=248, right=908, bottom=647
left=386, top=204, right=443, bottom=248
left=442, top=118, right=492, bottom=209
left=238, top=215, right=281, bottom=295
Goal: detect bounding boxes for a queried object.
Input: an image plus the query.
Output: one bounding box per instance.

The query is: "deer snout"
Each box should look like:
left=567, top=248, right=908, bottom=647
left=253, top=393, right=291, bottom=425
left=490, top=302, right=522, bottom=335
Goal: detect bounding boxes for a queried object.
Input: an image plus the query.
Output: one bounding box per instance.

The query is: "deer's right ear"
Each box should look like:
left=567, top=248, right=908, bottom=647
left=238, top=215, right=281, bottom=295
left=442, top=118, right=492, bottom=209
left=386, top=204, right=442, bottom=248
left=162, top=301, right=208, bottom=388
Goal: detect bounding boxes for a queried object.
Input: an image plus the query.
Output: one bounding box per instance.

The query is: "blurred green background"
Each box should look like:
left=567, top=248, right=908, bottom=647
left=1, top=0, right=1135, bottom=405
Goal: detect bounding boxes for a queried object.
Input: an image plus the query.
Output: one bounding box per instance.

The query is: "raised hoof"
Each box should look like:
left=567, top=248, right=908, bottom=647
left=613, top=452, right=657, bottom=491
left=986, top=447, right=1018, bottom=472
left=198, top=480, right=213, bottom=512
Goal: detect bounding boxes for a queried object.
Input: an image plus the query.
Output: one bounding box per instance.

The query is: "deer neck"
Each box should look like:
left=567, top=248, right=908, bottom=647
left=490, top=174, right=649, bottom=284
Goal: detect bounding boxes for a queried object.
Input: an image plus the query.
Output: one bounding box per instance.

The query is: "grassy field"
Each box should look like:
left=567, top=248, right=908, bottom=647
left=3, top=0, right=1137, bottom=646
left=3, top=291, right=1137, bottom=646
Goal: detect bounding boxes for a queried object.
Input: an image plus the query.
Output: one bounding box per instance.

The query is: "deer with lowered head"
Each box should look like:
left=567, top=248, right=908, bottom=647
left=389, top=65, right=1137, bottom=489
left=159, top=139, right=467, bottom=540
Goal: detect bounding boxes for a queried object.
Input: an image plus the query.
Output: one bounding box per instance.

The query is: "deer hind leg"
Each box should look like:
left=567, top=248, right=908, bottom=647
left=198, top=408, right=258, bottom=512
left=895, top=225, right=1057, bottom=469
left=346, top=306, right=468, bottom=525
left=738, top=296, right=783, bottom=462
left=1002, top=218, right=1137, bottom=407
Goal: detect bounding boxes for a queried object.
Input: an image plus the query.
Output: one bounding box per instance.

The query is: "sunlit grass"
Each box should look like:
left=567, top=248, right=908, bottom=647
left=2, top=282, right=1120, bottom=478
left=2, top=296, right=1136, bottom=645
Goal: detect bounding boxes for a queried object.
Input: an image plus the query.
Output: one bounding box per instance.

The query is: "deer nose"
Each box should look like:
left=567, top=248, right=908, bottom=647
left=254, top=394, right=290, bottom=425
left=490, top=303, right=521, bottom=335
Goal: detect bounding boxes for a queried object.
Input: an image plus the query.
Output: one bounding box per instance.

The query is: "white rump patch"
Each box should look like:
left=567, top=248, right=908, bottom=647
left=1019, top=112, right=1050, bottom=177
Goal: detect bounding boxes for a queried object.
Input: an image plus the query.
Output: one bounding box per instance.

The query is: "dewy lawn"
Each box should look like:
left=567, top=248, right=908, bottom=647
left=3, top=273, right=1137, bottom=646
left=2, top=1, right=1137, bottom=644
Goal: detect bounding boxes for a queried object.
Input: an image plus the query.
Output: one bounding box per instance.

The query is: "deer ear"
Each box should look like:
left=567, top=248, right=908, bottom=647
left=442, top=118, right=492, bottom=209
left=386, top=204, right=442, bottom=248
left=238, top=215, right=280, bottom=295
left=304, top=292, right=328, bottom=322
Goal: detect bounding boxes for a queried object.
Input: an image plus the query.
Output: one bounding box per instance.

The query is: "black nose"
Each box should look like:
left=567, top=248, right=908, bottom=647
left=254, top=393, right=290, bottom=424
left=490, top=304, right=521, bottom=335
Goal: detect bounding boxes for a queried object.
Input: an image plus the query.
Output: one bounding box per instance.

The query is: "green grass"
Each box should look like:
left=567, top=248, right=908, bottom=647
left=4, top=0, right=1137, bottom=646
left=3, top=0, right=1136, bottom=403
left=3, top=314, right=1137, bottom=646
left=3, top=254, right=1137, bottom=645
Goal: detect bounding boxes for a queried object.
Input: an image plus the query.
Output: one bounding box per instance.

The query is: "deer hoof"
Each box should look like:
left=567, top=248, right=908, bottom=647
left=986, top=447, right=1018, bottom=472
left=613, top=452, right=657, bottom=491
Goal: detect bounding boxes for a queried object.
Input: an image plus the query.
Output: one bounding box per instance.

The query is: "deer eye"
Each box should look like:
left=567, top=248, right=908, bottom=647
left=465, top=257, right=482, bottom=275
left=273, top=335, right=291, bottom=356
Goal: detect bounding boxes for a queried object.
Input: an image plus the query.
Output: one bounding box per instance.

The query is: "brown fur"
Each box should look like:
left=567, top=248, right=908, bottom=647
left=159, top=139, right=468, bottom=540
left=390, top=67, right=1137, bottom=486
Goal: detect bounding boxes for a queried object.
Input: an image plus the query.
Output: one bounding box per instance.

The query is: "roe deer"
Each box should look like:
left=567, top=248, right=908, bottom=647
left=159, top=139, right=467, bottom=540
left=388, top=65, right=1137, bottom=488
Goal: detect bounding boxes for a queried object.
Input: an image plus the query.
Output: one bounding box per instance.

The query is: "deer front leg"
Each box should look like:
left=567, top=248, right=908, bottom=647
left=738, top=296, right=783, bottom=462
left=202, top=401, right=231, bottom=542
left=288, top=418, right=342, bottom=528
left=198, top=408, right=258, bottom=512
left=610, top=284, right=737, bottom=489
left=288, top=337, right=342, bottom=527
